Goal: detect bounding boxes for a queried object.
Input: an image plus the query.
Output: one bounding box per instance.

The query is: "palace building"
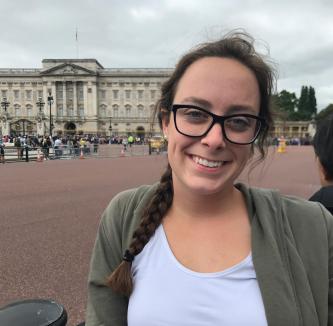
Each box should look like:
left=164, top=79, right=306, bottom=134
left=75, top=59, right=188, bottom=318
left=0, top=59, right=172, bottom=138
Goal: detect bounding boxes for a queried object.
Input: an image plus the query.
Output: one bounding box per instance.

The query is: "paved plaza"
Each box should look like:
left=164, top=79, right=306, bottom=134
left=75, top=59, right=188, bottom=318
left=0, top=146, right=320, bottom=325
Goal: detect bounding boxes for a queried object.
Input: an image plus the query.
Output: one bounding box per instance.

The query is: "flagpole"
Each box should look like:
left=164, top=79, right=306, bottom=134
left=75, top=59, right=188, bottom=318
left=76, top=27, right=79, bottom=59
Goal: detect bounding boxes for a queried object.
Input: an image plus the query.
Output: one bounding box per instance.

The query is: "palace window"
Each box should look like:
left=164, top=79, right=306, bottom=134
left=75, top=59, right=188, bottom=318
left=26, top=105, right=33, bottom=117
left=138, top=105, right=144, bottom=118
left=56, top=82, right=63, bottom=100
left=14, top=104, right=21, bottom=116
left=68, top=107, right=74, bottom=116
left=100, top=90, right=106, bottom=100
left=125, top=90, right=131, bottom=100
left=1, top=90, right=7, bottom=98
left=25, top=90, right=32, bottom=101
left=112, top=90, right=119, bottom=99
left=125, top=105, right=131, bottom=117
left=100, top=105, right=106, bottom=117
left=66, top=81, right=73, bottom=101
left=78, top=107, right=84, bottom=117
left=138, top=90, right=144, bottom=100
left=14, top=90, right=20, bottom=100
left=57, top=107, right=63, bottom=117
left=150, top=90, right=156, bottom=100
left=77, top=82, right=84, bottom=100
left=112, top=105, right=119, bottom=117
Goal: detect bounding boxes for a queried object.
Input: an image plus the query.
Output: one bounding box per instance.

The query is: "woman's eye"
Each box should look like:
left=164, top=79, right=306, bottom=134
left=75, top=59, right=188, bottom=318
left=184, top=110, right=209, bottom=120
left=226, top=117, right=251, bottom=130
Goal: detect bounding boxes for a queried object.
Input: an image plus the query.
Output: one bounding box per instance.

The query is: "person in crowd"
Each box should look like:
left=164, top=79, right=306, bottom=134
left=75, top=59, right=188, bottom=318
left=41, top=136, right=51, bottom=160
left=54, top=137, right=62, bottom=158
left=86, top=32, right=333, bottom=326
left=14, top=136, right=22, bottom=159
left=0, top=139, right=5, bottom=163
left=309, top=114, right=333, bottom=214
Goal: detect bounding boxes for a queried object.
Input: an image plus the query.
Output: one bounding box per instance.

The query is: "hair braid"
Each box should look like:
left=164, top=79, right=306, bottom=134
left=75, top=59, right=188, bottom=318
left=107, top=164, right=173, bottom=296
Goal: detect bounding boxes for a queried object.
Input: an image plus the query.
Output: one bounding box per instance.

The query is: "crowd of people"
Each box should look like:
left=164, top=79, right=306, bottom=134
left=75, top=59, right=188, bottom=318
left=0, top=134, right=149, bottom=162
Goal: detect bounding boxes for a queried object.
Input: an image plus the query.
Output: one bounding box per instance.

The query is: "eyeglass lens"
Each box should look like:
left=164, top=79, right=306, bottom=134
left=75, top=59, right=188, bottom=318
left=175, top=107, right=261, bottom=144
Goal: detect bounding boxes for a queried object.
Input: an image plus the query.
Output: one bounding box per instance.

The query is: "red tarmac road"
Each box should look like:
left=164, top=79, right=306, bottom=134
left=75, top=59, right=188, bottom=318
left=0, top=146, right=320, bottom=325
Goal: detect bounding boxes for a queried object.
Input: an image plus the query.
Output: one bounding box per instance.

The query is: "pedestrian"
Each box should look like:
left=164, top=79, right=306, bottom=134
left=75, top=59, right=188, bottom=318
left=309, top=114, right=333, bottom=214
left=54, top=137, right=62, bottom=158
left=41, top=136, right=51, bottom=160
left=14, top=137, right=22, bottom=159
left=93, top=137, right=99, bottom=153
left=0, top=140, right=5, bottom=163
left=86, top=31, right=333, bottom=326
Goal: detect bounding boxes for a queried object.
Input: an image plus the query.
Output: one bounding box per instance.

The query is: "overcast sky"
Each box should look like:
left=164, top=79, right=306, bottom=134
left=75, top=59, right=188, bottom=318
left=1, top=0, right=332, bottom=110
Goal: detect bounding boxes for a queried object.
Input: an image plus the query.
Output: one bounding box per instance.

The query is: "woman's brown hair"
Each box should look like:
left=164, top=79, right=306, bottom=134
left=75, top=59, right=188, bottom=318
left=107, top=31, right=276, bottom=296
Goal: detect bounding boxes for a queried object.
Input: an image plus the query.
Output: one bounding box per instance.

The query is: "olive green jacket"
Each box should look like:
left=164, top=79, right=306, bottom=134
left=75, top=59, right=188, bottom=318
left=86, top=183, right=333, bottom=326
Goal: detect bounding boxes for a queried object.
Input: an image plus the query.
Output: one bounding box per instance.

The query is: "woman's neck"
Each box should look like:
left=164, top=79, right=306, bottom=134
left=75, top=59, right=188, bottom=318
left=169, top=181, right=245, bottom=222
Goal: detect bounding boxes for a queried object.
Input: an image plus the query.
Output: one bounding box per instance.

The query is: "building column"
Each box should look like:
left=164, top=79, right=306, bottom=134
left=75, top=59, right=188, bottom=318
left=43, top=82, right=48, bottom=114
left=73, top=81, right=77, bottom=116
left=83, top=82, right=88, bottom=116
left=51, top=82, right=57, bottom=116
left=92, top=81, right=97, bottom=117
left=63, top=82, right=67, bottom=115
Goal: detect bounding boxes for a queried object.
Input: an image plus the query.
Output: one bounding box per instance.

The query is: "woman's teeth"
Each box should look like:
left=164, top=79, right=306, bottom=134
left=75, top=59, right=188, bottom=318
left=192, top=156, right=223, bottom=168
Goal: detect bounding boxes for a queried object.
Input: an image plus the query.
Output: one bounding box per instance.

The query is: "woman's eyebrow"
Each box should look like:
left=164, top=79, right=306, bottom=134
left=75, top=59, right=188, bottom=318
left=178, top=98, right=258, bottom=115
left=179, top=97, right=212, bottom=108
left=225, top=105, right=258, bottom=115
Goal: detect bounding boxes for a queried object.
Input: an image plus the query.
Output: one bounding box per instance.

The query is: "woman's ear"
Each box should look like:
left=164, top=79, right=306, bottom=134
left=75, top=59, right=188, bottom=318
left=161, top=109, right=169, bottom=137
left=317, top=157, right=328, bottom=186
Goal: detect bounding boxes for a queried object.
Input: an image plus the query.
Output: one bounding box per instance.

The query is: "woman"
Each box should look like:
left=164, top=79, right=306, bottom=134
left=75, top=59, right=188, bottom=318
left=86, top=32, right=333, bottom=326
left=309, top=114, right=333, bottom=214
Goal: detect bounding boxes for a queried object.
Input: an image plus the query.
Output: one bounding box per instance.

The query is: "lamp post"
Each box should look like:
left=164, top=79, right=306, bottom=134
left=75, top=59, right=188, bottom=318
left=1, top=97, right=10, bottom=136
left=47, top=92, right=54, bottom=137
left=36, top=97, right=45, bottom=136
left=1, top=97, right=9, bottom=112
left=36, top=97, right=45, bottom=113
left=109, top=117, right=112, bottom=137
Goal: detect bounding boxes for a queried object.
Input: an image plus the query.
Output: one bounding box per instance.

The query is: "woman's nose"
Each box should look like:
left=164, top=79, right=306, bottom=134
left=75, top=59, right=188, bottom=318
left=200, top=122, right=227, bottom=149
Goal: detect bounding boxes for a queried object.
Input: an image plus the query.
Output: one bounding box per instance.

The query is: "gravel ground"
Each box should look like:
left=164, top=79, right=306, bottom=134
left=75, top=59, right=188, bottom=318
left=0, top=146, right=320, bottom=325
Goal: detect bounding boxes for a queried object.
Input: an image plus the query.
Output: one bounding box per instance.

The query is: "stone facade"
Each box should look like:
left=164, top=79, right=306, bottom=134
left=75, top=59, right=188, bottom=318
left=271, top=120, right=315, bottom=140
left=0, top=59, right=172, bottom=138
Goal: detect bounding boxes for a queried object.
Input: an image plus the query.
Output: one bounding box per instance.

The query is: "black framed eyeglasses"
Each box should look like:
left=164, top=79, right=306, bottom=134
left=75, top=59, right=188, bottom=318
left=171, top=104, right=266, bottom=145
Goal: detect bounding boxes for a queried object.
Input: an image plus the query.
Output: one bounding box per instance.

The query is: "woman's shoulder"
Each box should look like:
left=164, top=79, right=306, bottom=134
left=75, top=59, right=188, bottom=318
left=108, top=183, right=159, bottom=210
left=239, top=183, right=333, bottom=232
left=101, top=183, right=159, bottom=231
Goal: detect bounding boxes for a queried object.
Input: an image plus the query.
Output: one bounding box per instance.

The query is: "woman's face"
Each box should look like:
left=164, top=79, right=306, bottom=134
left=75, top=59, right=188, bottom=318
left=163, top=57, right=260, bottom=196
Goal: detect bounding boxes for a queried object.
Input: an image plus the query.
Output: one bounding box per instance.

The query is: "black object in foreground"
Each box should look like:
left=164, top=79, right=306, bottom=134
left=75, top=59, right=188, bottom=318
left=0, top=299, right=67, bottom=326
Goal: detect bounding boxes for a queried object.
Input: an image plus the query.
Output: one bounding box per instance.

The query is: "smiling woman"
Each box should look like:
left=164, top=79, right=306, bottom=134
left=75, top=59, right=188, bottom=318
left=86, top=31, right=333, bottom=326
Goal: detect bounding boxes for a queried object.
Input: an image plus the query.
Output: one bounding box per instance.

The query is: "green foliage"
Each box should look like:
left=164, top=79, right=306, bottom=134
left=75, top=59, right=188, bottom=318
left=297, top=85, right=317, bottom=120
left=273, top=90, right=298, bottom=120
left=273, top=86, right=318, bottom=121
left=316, top=104, right=333, bottom=121
left=308, top=86, right=317, bottom=115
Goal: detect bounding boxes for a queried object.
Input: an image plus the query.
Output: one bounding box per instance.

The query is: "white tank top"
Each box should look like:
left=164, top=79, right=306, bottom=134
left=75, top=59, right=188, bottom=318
left=128, top=225, right=268, bottom=326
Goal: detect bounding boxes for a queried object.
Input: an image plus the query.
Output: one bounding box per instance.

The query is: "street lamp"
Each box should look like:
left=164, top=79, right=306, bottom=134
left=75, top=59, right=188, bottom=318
left=1, top=97, right=9, bottom=112
left=109, top=117, right=112, bottom=133
left=36, top=97, right=45, bottom=113
left=47, top=92, right=54, bottom=136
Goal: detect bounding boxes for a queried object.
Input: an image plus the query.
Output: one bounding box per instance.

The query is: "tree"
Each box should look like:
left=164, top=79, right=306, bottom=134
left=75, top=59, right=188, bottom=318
left=308, top=86, right=317, bottom=117
left=297, top=86, right=309, bottom=120
left=272, top=90, right=298, bottom=120
left=297, top=85, right=317, bottom=120
left=316, top=103, right=333, bottom=121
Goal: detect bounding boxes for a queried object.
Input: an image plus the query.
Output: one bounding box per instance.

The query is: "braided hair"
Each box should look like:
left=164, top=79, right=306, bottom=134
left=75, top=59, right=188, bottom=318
left=107, top=164, right=173, bottom=296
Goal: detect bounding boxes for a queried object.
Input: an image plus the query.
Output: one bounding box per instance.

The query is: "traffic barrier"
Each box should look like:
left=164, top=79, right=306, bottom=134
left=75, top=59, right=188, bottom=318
left=36, top=149, right=43, bottom=162
left=80, top=148, right=84, bottom=159
left=277, top=138, right=287, bottom=153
